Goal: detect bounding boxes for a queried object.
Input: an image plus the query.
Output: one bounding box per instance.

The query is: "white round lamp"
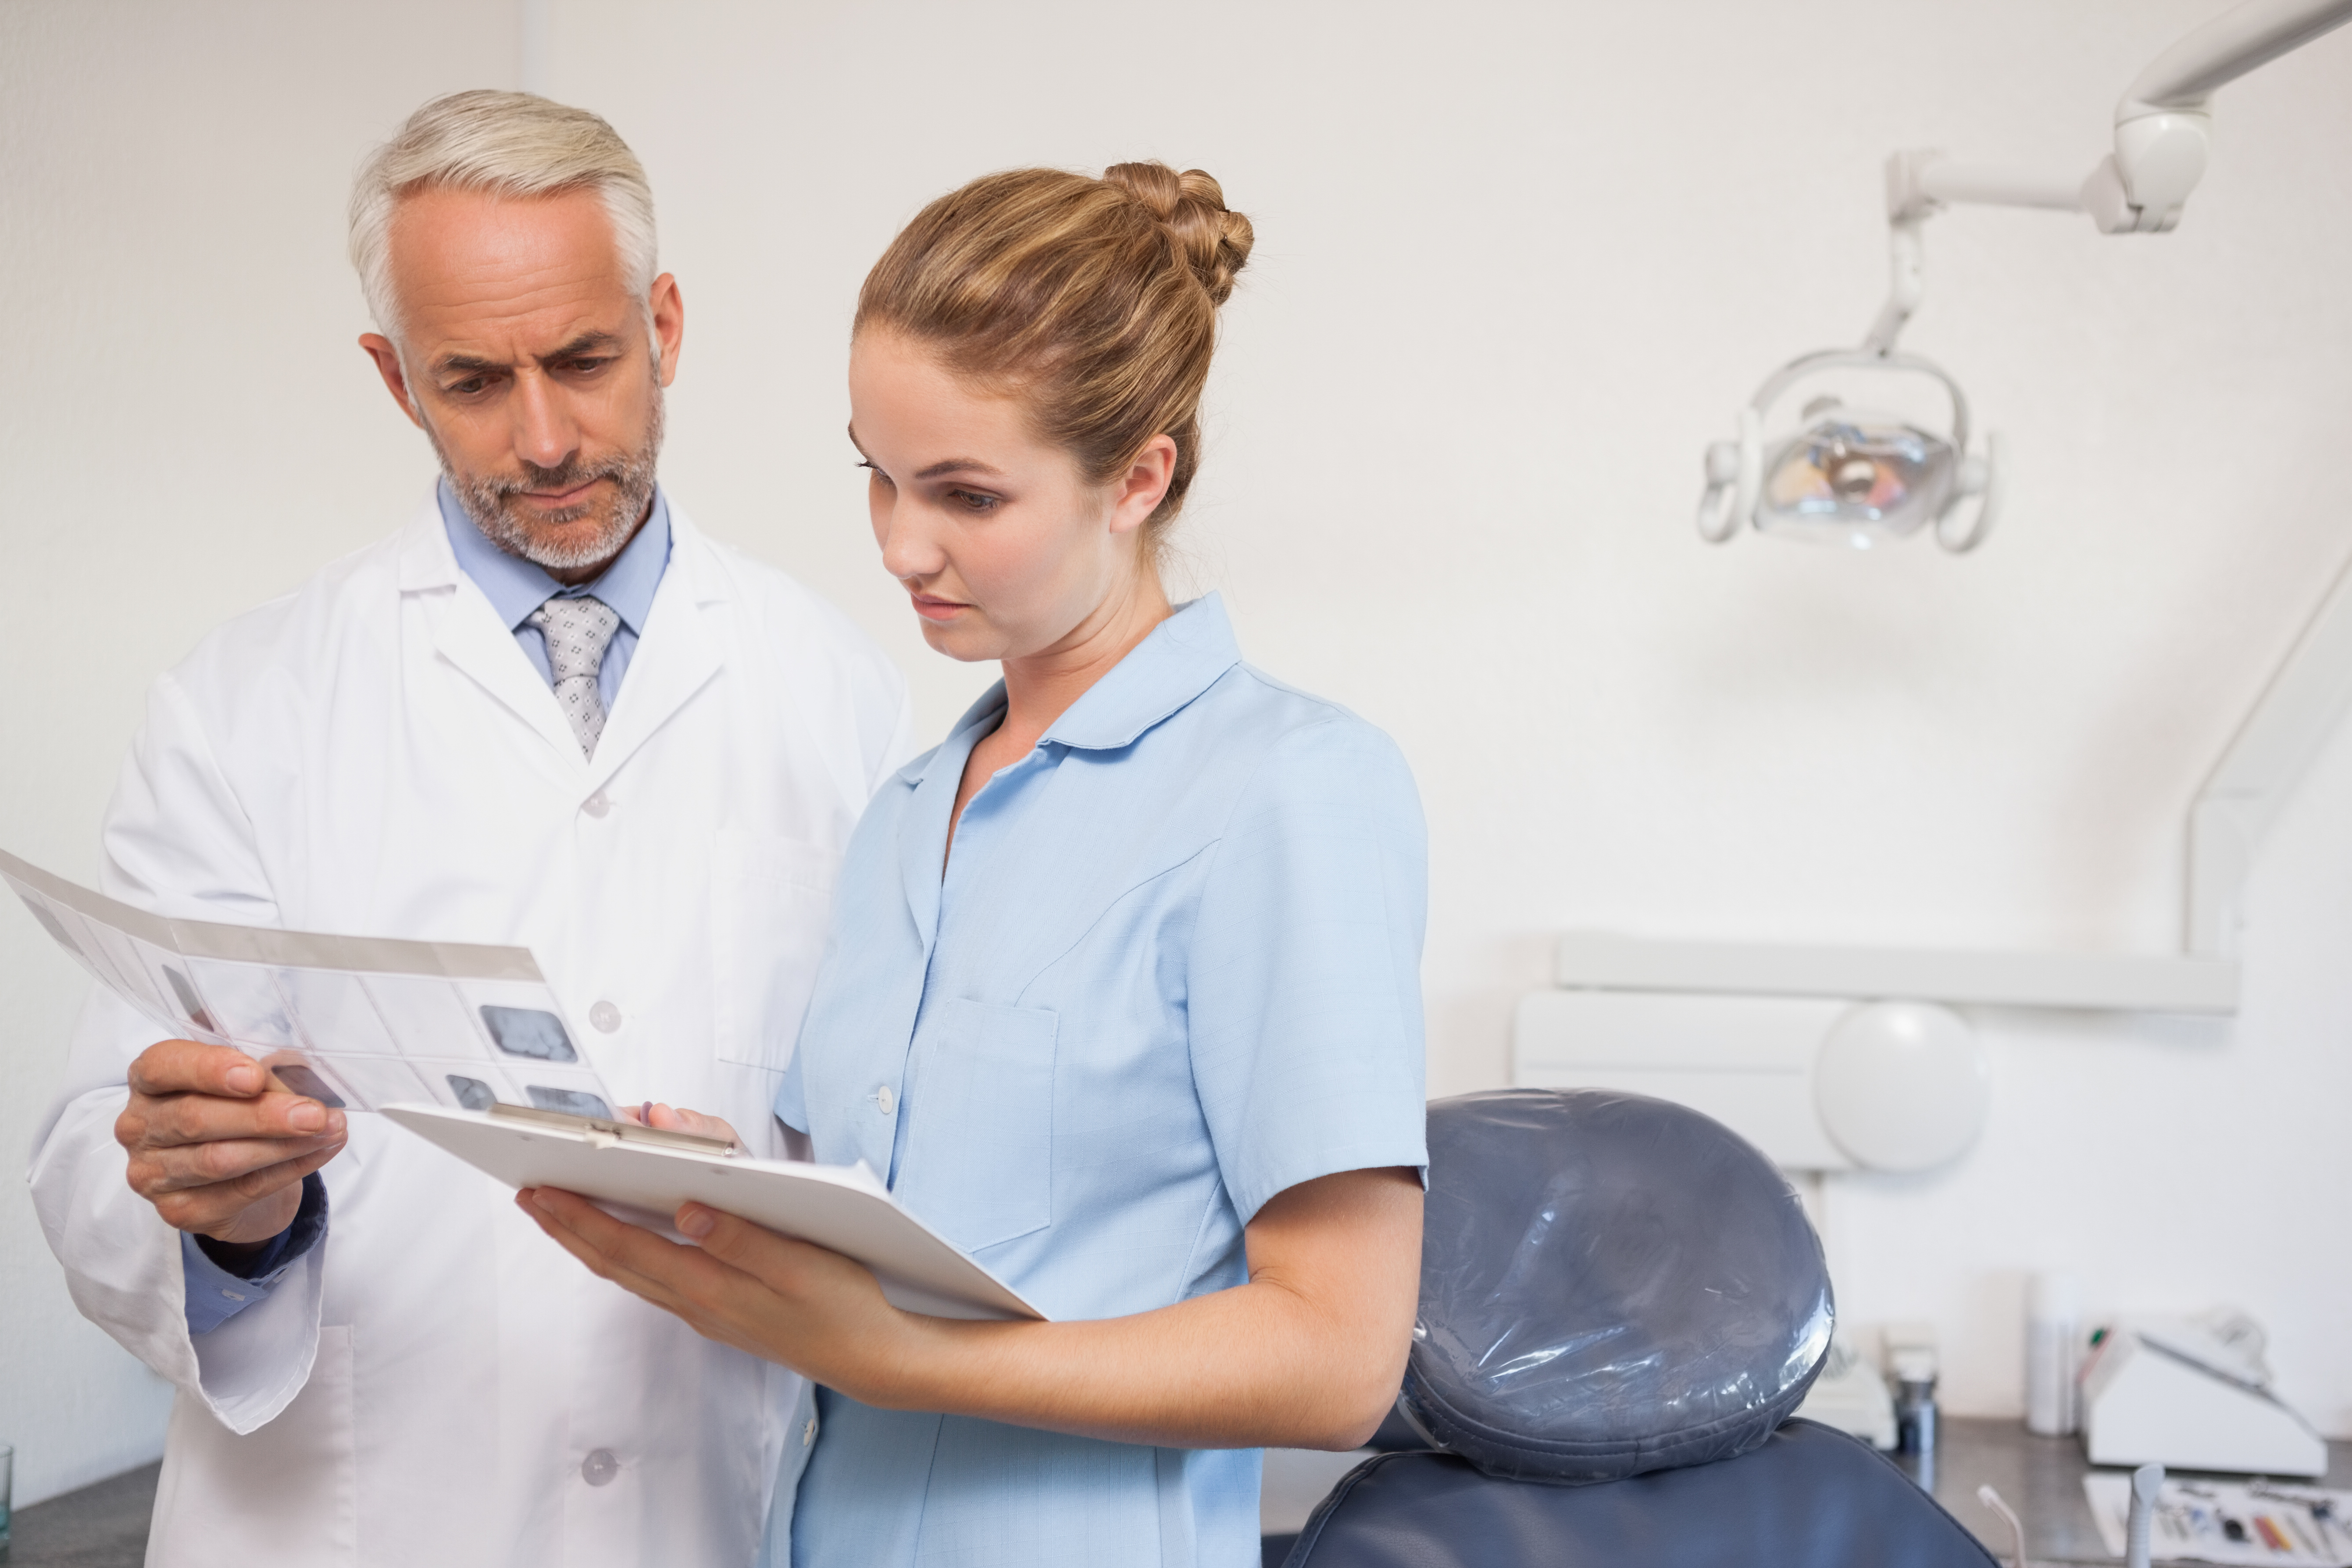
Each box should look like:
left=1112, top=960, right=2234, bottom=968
left=1813, top=1001, right=1989, bottom=1172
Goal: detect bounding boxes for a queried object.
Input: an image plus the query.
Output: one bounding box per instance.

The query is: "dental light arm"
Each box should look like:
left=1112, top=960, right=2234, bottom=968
left=1703, top=0, right=2352, bottom=551
left=2096, top=0, right=2352, bottom=231
left=1874, top=0, right=2352, bottom=354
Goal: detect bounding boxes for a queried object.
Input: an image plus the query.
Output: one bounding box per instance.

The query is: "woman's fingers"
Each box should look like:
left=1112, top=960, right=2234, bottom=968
left=677, top=1204, right=901, bottom=1334
left=520, top=1189, right=907, bottom=1385
left=520, top=1189, right=723, bottom=1300
left=516, top=1189, right=795, bottom=1353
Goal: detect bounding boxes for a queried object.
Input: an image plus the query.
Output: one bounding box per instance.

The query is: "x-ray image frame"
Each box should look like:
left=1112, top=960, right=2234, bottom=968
left=1, top=850, right=617, bottom=1116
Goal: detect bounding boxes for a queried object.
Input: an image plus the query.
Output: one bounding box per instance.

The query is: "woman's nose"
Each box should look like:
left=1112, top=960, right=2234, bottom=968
left=877, top=507, right=946, bottom=582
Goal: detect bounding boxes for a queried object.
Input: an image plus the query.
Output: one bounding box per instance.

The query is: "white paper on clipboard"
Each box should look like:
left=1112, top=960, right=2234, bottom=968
left=2, top=847, right=617, bottom=1118
left=382, top=1102, right=1048, bottom=1323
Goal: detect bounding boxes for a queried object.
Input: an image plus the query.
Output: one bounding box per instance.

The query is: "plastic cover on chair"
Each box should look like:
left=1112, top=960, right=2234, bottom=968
left=1283, top=1419, right=1999, bottom=1568
left=1399, top=1089, right=1834, bottom=1484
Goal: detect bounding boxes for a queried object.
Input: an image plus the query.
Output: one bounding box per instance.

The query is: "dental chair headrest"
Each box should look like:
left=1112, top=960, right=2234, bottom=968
left=1399, top=1088, right=1834, bottom=1485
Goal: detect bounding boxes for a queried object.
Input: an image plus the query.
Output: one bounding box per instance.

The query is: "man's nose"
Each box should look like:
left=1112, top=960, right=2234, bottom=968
left=509, top=370, right=581, bottom=473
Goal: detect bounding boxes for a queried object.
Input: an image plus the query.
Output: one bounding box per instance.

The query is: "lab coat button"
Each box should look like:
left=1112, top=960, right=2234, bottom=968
left=874, top=1084, right=896, bottom=1117
left=582, top=791, right=610, bottom=818
left=581, top=1448, right=619, bottom=1486
left=589, top=1001, right=622, bottom=1033
left=803, top=1415, right=819, bottom=1447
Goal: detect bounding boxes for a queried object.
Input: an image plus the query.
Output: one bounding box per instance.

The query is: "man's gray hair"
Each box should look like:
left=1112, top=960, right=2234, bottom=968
left=349, top=90, right=658, bottom=341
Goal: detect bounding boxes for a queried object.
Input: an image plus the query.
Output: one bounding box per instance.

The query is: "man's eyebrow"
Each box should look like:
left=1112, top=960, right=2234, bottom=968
left=430, top=333, right=625, bottom=377
left=535, top=331, right=623, bottom=364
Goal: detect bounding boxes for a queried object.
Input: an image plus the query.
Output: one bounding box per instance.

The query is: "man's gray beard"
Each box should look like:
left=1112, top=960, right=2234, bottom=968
left=431, top=387, right=665, bottom=574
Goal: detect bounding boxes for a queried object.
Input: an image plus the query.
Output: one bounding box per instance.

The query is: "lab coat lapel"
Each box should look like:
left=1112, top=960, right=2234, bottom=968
left=583, top=518, right=724, bottom=789
left=400, top=502, right=582, bottom=761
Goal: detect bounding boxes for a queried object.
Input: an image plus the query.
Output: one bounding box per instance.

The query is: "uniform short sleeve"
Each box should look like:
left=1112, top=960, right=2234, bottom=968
left=1185, top=712, right=1429, bottom=1225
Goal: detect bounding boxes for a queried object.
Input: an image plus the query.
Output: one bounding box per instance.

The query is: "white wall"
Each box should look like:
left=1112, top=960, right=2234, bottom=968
left=0, top=0, right=519, bottom=1505
left=4, top=0, right=2348, bottom=1500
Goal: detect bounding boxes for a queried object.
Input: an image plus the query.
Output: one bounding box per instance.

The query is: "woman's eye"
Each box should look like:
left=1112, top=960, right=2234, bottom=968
left=948, top=489, right=999, bottom=514
left=857, top=460, right=894, bottom=488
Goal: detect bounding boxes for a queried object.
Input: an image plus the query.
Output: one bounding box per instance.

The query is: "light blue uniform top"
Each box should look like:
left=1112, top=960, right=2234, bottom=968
left=177, top=481, right=671, bottom=1334
left=772, top=593, right=1429, bottom=1568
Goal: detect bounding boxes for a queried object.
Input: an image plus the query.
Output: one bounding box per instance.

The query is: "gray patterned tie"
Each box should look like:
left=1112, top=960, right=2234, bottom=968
left=528, top=595, right=623, bottom=758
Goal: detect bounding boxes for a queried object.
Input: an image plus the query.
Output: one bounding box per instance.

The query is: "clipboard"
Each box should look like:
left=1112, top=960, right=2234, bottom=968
left=384, top=1103, right=1046, bottom=1322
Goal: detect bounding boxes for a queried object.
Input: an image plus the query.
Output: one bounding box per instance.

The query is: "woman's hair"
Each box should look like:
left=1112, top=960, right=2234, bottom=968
left=855, top=161, right=1254, bottom=549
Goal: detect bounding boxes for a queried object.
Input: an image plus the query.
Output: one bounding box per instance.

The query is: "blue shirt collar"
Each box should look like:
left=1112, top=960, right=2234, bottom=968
left=917, top=594, right=1242, bottom=783
left=1043, top=593, right=1241, bottom=750
left=436, top=478, right=671, bottom=633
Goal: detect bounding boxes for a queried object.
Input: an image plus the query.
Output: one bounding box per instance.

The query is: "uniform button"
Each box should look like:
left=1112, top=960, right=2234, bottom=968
left=582, top=790, right=610, bottom=818
left=581, top=1448, right=619, bottom=1486
left=874, top=1084, right=896, bottom=1117
left=803, top=1415, right=820, bottom=1448
left=589, top=1001, right=623, bottom=1033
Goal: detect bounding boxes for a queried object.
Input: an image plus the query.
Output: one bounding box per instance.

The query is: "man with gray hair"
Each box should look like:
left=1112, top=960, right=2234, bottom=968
left=31, top=90, right=909, bottom=1567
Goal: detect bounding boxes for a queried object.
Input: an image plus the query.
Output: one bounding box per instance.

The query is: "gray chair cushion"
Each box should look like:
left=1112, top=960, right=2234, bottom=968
left=1281, top=1419, right=1997, bottom=1568
left=1399, top=1089, right=1834, bottom=1483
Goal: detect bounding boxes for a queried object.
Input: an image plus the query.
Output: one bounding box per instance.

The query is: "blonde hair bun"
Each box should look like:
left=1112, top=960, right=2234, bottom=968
left=856, top=160, right=1254, bottom=545
left=1100, top=162, right=1255, bottom=307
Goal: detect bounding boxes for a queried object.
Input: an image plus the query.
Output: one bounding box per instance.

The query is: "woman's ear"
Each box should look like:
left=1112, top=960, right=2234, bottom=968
left=1106, top=435, right=1179, bottom=536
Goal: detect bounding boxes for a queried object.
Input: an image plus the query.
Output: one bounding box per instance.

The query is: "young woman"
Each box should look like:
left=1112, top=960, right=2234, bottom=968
left=522, top=161, right=1429, bottom=1568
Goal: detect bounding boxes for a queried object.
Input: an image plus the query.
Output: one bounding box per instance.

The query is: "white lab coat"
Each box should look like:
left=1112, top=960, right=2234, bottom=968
left=28, top=493, right=914, bottom=1568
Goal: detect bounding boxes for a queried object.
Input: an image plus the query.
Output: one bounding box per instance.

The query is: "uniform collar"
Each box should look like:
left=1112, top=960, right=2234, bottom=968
left=435, top=478, right=672, bottom=636
left=899, top=593, right=1242, bottom=791
left=1044, top=592, right=1240, bottom=750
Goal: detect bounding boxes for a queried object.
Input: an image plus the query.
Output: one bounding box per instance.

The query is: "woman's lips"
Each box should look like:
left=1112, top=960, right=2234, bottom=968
left=911, top=593, right=967, bottom=622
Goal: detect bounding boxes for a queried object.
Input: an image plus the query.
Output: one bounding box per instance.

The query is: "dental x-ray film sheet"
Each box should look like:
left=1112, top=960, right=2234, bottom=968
left=2, top=848, right=615, bottom=1116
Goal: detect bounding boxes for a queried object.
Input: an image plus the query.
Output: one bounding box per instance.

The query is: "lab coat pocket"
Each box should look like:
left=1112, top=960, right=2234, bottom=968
left=904, top=998, right=1057, bottom=1254
left=710, top=829, right=839, bottom=1072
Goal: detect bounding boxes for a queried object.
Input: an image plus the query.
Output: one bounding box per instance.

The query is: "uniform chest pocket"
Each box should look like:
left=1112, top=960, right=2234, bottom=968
left=899, top=998, right=1057, bottom=1254
left=710, top=829, right=839, bottom=1072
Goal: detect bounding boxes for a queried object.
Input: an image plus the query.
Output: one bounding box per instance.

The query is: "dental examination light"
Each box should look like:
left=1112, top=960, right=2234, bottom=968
left=1697, top=0, right=2352, bottom=553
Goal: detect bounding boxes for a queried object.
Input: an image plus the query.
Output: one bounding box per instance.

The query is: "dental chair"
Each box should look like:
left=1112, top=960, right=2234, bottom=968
left=1280, top=1089, right=1997, bottom=1568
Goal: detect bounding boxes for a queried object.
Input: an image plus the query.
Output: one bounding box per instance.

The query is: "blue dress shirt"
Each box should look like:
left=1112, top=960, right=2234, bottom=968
left=772, top=593, right=1429, bottom=1568
left=178, top=482, right=674, bottom=1335
left=435, top=478, right=673, bottom=712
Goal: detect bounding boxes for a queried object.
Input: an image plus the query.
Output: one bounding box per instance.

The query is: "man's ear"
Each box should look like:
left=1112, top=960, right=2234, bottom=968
left=648, top=273, right=684, bottom=388
left=359, top=333, right=424, bottom=429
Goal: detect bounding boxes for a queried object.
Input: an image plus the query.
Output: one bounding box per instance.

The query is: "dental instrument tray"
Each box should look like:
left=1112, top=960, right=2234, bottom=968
left=384, top=1102, right=1046, bottom=1323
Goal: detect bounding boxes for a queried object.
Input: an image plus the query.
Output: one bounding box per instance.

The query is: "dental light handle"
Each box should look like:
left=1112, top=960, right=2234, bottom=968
left=2126, top=1462, right=2164, bottom=1568
left=1696, top=407, right=1760, bottom=544
left=1935, top=431, right=2003, bottom=555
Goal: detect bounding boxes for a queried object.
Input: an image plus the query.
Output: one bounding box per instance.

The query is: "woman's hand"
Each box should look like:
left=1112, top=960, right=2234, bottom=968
left=518, top=1163, right=1421, bottom=1452
left=517, top=1186, right=924, bottom=1389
